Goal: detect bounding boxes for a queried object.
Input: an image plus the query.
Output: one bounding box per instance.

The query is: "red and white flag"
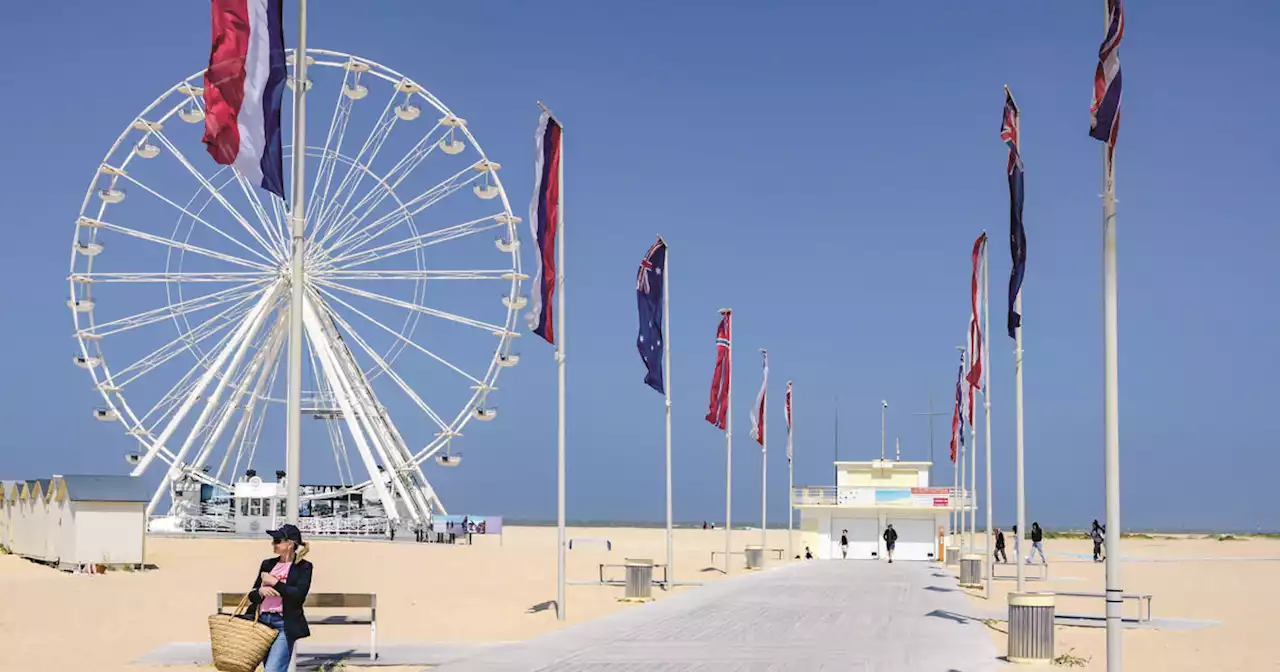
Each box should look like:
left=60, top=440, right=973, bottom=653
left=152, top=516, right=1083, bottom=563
left=750, top=350, right=768, bottom=448
left=704, top=311, right=732, bottom=430
left=202, top=0, right=287, bottom=199
left=785, top=381, right=793, bottom=464
left=965, top=233, right=987, bottom=423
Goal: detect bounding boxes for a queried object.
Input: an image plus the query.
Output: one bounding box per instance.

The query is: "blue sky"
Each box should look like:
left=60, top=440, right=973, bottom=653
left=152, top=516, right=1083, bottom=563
left=1, top=1, right=1276, bottom=531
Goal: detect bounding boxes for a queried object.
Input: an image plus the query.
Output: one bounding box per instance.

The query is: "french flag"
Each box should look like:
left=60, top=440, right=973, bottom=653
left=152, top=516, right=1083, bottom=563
left=527, top=111, right=562, bottom=345
left=202, top=0, right=287, bottom=199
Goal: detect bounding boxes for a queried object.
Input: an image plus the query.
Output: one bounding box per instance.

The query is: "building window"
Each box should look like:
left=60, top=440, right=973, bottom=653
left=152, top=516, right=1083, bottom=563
left=249, top=498, right=262, bottom=517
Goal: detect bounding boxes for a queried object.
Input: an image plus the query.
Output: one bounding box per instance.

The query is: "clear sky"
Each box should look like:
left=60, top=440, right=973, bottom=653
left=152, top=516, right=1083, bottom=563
left=1, top=1, right=1276, bottom=531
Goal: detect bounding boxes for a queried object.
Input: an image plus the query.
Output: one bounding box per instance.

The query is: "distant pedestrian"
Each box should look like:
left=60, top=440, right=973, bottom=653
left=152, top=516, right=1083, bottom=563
left=1026, top=522, right=1046, bottom=564
left=839, top=530, right=849, bottom=559
left=883, top=524, right=898, bottom=563
left=994, top=528, right=1007, bottom=563
left=804, top=546, right=813, bottom=560
left=1090, top=520, right=1106, bottom=562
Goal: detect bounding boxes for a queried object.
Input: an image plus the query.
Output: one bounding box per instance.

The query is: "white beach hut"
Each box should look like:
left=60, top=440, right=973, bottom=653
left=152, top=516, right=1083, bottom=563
left=49, top=475, right=149, bottom=569
left=0, top=480, right=16, bottom=552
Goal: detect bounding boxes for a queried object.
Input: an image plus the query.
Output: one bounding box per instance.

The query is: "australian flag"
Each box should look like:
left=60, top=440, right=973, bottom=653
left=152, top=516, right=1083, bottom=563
left=636, top=237, right=667, bottom=394
left=1001, top=86, right=1026, bottom=339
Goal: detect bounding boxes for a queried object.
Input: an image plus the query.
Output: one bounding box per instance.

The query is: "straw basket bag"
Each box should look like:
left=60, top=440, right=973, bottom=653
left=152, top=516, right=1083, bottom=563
left=208, top=594, right=279, bottom=672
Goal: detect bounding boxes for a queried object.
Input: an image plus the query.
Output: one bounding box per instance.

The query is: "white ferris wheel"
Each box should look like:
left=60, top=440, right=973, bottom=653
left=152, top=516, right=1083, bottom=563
left=67, top=48, right=526, bottom=527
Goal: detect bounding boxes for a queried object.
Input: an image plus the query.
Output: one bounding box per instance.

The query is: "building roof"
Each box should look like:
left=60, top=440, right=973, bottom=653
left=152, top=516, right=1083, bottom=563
left=56, top=475, right=150, bottom=503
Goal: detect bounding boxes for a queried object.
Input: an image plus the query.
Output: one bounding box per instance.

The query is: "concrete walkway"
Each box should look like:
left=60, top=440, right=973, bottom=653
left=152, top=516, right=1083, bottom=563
left=435, top=560, right=1003, bottom=671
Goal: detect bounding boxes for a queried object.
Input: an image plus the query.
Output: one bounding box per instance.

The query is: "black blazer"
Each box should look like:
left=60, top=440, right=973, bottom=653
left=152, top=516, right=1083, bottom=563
left=247, top=557, right=313, bottom=639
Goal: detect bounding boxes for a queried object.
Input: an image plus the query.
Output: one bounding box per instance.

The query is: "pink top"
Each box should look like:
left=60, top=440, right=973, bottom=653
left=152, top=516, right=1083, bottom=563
left=259, top=562, right=292, bottom=614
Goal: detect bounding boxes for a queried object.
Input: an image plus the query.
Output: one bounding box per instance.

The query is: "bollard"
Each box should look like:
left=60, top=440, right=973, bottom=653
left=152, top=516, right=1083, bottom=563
left=945, top=545, right=961, bottom=567
left=959, top=554, right=983, bottom=588
left=1008, top=592, right=1055, bottom=664
left=621, top=558, right=654, bottom=602
left=744, top=545, right=764, bottom=570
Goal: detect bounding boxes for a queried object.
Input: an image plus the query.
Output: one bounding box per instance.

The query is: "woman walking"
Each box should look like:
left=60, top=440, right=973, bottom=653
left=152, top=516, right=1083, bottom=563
left=248, top=523, right=313, bottom=672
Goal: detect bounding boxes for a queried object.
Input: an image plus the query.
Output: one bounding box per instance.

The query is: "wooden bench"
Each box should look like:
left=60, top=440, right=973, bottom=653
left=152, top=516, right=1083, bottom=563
left=1053, top=590, right=1153, bottom=622
left=217, top=592, right=378, bottom=660
left=711, top=548, right=786, bottom=563
left=990, top=561, right=1049, bottom=580
left=598, top=562, right=670, bottom=587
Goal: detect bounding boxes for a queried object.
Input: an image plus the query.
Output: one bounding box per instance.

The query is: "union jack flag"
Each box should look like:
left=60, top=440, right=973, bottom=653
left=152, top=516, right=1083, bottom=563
left=1002, top=87, right=1026, bottom=339
left=1090, top=0, right=1125, bottom=164
left=705, top=311, right=732, bottom=430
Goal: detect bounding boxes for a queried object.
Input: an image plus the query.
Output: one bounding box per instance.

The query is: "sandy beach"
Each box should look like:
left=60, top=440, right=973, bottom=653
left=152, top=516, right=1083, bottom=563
left=1, top=528, right=1276, bottom=671
left=0, top=525, right=793, bottom=672
left=962, top=534, right=1280, bottom=671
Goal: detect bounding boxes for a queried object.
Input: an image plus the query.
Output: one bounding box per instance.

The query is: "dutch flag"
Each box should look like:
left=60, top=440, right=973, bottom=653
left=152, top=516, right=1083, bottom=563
left=202, top=0, right=287, bottom=199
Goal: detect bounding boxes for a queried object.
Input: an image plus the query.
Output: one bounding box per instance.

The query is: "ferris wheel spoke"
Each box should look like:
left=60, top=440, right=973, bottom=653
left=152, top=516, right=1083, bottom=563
left=306, top=72, right=358, bottom=235
left=309, top=92, right=400, bottom=238
left=327, top=163, right=488, bottom=259
left=312, top=120, right=446, bottom=251
left=70, top=271, right=273, bottom=284
left=315, top=279, right=507, bottom=334
left=225, top=332, right=285, bottom=484
left=314, top=284, right=484, bottom=386
left=114, top=172, right=279, bottom=267
left=321, top=269, right=519, bottom=282
left=148, top=129, right=284, bottom=260
left=107, top=292, right=260, bottom=388
left=325, top=214, right=505, bottom=270
left=313, top=293, right=450, bottom=432
left=305, top=333, right=354, bottom=485
left=85, top=280, right=270, bottom=338
left=88, top=218, right=274, bottom=272
left=231, top=169, right=290, bottom=261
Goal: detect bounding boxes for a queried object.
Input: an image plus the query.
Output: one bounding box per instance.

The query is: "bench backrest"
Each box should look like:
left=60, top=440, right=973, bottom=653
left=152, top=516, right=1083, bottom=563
left=218, top=592, right=375, bottom=609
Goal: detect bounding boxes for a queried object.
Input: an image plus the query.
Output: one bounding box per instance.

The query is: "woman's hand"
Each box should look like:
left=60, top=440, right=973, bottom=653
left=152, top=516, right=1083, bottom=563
left=260, top=571, right=279, bottom=587
left=258, top=586, right=280, bottom=598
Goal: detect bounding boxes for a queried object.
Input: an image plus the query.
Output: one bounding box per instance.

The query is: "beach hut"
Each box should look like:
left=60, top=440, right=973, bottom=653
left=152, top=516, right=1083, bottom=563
left=0, top=480, right=16, bottom=552
left=49, top=475, right=149, bottom=569
left=793, top=459, right=952, bottom=561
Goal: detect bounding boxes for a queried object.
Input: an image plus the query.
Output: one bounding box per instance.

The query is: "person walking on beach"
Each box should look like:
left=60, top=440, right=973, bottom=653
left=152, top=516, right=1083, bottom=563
left=840, top=529, right=849, bottom=559
left=993, top=527, right=1007, bottom=563
left=883, top=524, right=898, bottom=563
left=1090, top=519, right=1106, bottom=562
left=1026, top=522, right=1047, bottom=564
left=247, top=524, right=313, bottom=672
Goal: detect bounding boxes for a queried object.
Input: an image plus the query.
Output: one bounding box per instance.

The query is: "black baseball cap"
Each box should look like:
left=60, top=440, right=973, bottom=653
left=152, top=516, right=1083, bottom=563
left=267, top=523, right=302, bottom=543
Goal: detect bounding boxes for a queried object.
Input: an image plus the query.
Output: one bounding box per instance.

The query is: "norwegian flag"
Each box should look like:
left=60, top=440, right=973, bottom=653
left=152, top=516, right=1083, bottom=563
left=704, top=311, right=732, bottom=430
left=965, top=233, right=987, bottom=423
left=750, top=350, right=768, bottom=448
left=785, top=381, right=793, bottom=464
left=1090, top=0, right=1125, bottom=165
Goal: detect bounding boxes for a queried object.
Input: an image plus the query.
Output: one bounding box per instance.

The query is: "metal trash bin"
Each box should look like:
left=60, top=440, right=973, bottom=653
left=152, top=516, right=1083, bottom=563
left=744, top=545, right=764, bottom=570
left=945, top=545, right=961, bottom=567
left=1008, top=592, right=1055, bottom=664
left=623, top=558, right=654, bottom=602
left=959, top=554, right=983, bottom=588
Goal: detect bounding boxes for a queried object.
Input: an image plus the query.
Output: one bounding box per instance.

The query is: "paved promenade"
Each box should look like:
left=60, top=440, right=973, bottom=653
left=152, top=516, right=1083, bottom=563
left=435, top=559, right=1004, bottom=671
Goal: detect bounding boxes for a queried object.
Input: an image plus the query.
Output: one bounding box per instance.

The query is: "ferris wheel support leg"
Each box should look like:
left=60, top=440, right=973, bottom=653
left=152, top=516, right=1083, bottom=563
left=215, top=320, right=288, bottom=484
left=302, top=297, right=399, bottom=519
left=145, top=286, right=281, bottom=516
left=308, top=300, right=421, bottom=525
left=376, top=413, right=436, bottom=523
left=191, top=319, right=286, bottom=475
left=130, top=285, right=279, bottom=479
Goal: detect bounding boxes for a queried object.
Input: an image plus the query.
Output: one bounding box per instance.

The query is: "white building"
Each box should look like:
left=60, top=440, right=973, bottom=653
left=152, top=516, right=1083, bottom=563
left=793, top=459, right=962, bottom=561
left=233, top=476, right=287, bottom=535
left=1, top=475, right=148, bottom=569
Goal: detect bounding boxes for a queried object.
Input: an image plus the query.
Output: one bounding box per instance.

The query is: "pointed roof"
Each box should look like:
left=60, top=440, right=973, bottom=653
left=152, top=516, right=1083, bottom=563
left=57, top=475, right=149, bottom=503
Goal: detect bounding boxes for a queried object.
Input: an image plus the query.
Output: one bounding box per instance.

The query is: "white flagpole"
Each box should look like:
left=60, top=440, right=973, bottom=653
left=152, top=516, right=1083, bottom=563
left=1011, top=89, right=1028, bottom=595
left=284, top=0, right=308, bottom=526
left=760, top=350, right=768, bottom=550
left=969, top=356, right=978, bottom=553
left=663, top=239, right=673, bottom=586
left=1101, top=57, right=1124, bottom=672
left=536, top=101, right=566, bottom=622
left=983, top=235, right=994, bottom=597
left=787, top=385, right=794, bottom=561
left=960, top=347, right=968, bottom=555
left=723, top=308, right=733, bottom=573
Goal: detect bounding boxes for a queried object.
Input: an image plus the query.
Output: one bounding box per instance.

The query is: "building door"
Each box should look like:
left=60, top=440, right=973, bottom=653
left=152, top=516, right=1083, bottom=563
left=830, top=517, right=879, bottom=559
left=884, top=517, right=936, bottom=561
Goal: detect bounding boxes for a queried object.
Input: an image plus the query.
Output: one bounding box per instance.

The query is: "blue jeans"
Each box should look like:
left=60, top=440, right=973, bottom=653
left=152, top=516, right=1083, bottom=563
left=257, top=612, right=295, bottom=672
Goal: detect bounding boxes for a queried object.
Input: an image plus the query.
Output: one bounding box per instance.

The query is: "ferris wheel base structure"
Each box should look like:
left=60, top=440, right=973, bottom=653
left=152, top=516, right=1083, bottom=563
left=68, top=49, right=525, bottom=533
